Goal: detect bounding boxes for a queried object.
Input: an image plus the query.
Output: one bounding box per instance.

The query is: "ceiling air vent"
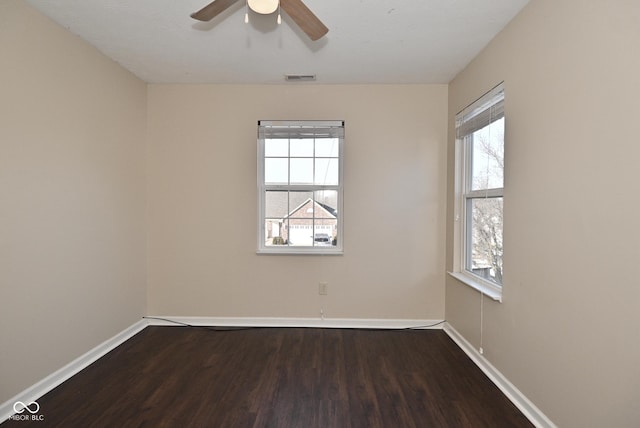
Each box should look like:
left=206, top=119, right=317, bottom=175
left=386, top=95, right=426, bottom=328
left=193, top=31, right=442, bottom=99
left=285, top=74, right=316, bottom=82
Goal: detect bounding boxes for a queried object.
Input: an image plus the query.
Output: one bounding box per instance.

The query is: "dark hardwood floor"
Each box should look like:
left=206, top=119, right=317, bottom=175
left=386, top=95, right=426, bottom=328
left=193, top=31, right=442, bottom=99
left=2, top=327, right=533, bottom=427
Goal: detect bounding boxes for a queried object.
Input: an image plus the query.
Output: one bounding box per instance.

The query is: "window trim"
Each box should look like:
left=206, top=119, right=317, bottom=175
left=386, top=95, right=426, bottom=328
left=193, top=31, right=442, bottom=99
left=257, top=120, right=344, bottom=255
left=451, top=83, right=504, bottom=301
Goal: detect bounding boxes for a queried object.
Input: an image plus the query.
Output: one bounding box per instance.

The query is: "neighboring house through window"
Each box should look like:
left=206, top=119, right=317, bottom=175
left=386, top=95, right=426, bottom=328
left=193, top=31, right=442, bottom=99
left=452, top=83, right=505, bottom=300
left=257, top=120, right=344, bottom=254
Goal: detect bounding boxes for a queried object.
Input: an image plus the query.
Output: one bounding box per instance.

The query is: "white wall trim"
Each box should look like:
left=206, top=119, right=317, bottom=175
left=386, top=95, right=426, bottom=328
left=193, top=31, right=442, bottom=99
left=0, top=319, right=149, bottom=423
left=2, top=318, right=555, bottom=427
left=144, top=316, right=445, bottom=330
left=0, top=316, right=441, bottom=422
left=443, top=322, right=556, bottom=428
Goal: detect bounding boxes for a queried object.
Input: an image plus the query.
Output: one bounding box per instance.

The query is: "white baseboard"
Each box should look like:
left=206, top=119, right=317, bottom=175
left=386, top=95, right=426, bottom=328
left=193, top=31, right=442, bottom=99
left=0, top=319, right=149, bottom=423
left=443, top=322, right=556, bottom=428
left=0, top=316, right=441, bottom=422
left=2, top=317, right=553, bottom=427
left=144, top=315, right=445, bottom=330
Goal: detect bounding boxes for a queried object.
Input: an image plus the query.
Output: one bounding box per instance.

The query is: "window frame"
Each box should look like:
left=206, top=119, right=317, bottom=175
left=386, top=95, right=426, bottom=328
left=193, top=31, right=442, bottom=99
left=451, top=83, right=505, bottom=301
left=257, top=120, right=344, bottom=255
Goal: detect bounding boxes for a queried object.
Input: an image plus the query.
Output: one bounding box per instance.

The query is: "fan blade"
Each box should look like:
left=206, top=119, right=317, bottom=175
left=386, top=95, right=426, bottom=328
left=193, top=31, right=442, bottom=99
left=191, top=0, right=240, bottom=22
left=280, top=0, right=328, bottom=41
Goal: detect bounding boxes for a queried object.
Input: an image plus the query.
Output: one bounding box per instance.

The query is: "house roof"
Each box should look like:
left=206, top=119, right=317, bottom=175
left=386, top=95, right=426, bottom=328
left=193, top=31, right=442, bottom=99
left=283, top=198, right=336, bottom=220
left=265, top=191, right=337, bottom=220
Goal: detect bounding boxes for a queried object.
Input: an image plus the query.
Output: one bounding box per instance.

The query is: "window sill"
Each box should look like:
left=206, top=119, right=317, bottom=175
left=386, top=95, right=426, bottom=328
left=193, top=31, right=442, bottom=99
left=257, top=248, right=344, bottom=256
left=447, top=271, right=502, bottom=302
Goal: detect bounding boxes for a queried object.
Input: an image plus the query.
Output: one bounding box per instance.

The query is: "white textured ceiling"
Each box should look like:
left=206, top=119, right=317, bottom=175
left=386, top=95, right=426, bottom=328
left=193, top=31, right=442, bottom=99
left=25, top=0, right=529, bottom=84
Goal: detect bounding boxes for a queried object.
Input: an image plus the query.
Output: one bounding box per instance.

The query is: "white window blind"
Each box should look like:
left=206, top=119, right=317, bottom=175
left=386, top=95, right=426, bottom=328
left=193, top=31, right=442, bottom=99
left=456, top=85, right=504, bottom=139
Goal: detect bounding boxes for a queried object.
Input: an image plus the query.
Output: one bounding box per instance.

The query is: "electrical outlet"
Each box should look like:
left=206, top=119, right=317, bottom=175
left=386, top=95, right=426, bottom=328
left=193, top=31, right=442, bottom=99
left=318, top=282, right=328, bottom=295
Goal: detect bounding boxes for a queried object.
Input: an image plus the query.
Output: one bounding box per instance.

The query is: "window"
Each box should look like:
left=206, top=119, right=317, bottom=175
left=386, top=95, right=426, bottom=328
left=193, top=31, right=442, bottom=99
left=257, top=120, right=344, bottom=254
left=452, top=83, right=504, bottom=299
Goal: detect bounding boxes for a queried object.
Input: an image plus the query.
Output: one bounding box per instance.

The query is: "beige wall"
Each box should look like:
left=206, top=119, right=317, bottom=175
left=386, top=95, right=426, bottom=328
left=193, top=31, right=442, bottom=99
left=0, top=0, right=147, bottom=403
left=147, top=84, right=447, bottom=320
left=446, top=0, right=640, bottom=426
left=13, top=0, right=636, bottom=424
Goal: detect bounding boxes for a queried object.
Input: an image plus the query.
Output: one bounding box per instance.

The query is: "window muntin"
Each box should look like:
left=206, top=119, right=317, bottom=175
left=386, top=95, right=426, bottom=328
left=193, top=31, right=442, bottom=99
left=455, top=84, right=504, bottom=294
left=258, top=121, right=344, bottom=254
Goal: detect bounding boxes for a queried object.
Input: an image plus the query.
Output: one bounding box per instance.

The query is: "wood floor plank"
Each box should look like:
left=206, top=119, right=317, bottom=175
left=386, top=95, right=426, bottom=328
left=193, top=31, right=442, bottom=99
left=1, top=327, right=533, bottom=428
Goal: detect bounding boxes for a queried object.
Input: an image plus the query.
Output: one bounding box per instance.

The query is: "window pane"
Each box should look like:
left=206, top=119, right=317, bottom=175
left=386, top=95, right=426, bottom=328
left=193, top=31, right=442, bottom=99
left=314, top=190, right=338, bottom=216
left=265, top=139, right=288, bottom=157
left=265, top=191, right=288, bottom=218
left=265, top=158, right=288, bottom=184
left=467, top=197, right=503, bottom=285
left=290, top=138, right=314, bottom=157
left=290, top=158, right=313, bottom=184
left=313, top=223, right=334, bottom=246
left=264, top=219, right=286, bottom=246
left=471, top=117, right=504, bottom=191
left=289, top=191, right=313, bottom=215
left=315, top=138, right=339, bottom=157
left=315, top=190, right=338, bottom=246
left=287, top=220, right=314, bottom=246
left=315, top=158, right=339, bottom=185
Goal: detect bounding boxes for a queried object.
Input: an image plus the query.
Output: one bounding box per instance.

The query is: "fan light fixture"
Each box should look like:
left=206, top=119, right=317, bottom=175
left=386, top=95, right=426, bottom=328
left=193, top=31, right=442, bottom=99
left=191, top=0, right=328, bottom=41
left=248, top=0, right=278, bottom=14
left=245, top=0, right=281, bottom=24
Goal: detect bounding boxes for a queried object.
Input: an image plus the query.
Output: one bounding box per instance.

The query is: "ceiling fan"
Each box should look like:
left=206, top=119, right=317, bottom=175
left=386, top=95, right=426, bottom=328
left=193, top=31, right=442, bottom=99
left=191, top=0, right=329, bottom=41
